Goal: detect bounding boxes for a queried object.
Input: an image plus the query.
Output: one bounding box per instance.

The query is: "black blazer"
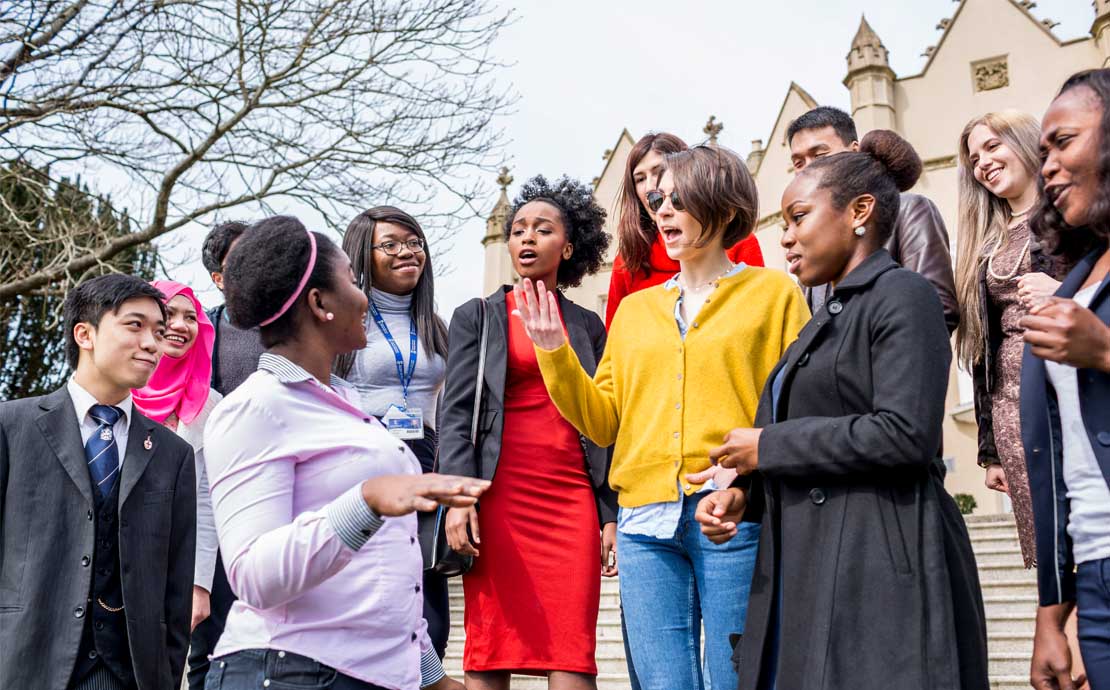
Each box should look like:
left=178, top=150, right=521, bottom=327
left=1021, top=246, right=1110, bottom=606
left=0, top=387, right=197, bottom=690
left=439, top=286, right=618, bottom=524
left=735, top=251, right=988, bottom=690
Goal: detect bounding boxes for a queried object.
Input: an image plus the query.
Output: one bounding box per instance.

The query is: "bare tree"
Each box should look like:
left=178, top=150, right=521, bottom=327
left=0, top=0, right=512, bottom=299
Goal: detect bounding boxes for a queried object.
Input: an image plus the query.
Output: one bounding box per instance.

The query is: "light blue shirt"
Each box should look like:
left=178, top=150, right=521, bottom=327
left=617, top=264, right=747, bottom=539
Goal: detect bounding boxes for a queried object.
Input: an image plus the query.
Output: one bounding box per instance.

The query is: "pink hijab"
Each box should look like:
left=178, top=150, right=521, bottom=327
left=133, top=280, right=215, bottom=425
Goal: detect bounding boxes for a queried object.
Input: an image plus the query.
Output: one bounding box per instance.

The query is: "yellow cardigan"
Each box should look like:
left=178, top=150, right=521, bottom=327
left=536, top=267, right=809, bottom=508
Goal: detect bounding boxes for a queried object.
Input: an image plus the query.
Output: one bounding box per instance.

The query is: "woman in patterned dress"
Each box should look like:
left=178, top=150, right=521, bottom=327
left=955, top=110, right=1067, bottom=565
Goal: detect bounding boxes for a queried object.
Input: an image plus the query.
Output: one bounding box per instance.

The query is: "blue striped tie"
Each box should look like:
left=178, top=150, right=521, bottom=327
left=86, top=404, right=123, bottom=498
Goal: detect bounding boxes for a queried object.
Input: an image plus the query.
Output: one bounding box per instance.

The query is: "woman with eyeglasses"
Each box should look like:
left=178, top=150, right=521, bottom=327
left=513, top=147, right=808, bottom=690
left=604, top=132, right=764, bottom=329
left=335, top=207, right=456, bottom=670
left=439, top=175, right=618, bottom=690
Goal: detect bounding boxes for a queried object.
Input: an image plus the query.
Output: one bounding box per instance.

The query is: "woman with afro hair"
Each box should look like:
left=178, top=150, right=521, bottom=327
left=514, top=147, right=808, bottom=689
left=438, top=175, right=618, bottom=688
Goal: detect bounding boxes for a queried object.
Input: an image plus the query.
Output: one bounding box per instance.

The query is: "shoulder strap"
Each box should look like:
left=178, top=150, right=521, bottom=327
left=470, top=297, right=488, bottom=449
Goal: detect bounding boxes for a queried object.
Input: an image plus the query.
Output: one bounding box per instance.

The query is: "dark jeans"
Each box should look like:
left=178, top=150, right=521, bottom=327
left=205, top=649, right=387, bottom=690
left=1078, top=556, right=1110, bottom=690
left=188, top=551, right=237, bottom=690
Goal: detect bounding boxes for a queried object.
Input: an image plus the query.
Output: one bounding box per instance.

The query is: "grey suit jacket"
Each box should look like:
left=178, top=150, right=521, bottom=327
left=0, top=387, right=196, bottom=690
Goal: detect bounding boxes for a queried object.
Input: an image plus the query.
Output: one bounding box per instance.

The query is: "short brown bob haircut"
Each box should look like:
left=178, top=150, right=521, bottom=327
left=661, top=145, right=759, bottom=251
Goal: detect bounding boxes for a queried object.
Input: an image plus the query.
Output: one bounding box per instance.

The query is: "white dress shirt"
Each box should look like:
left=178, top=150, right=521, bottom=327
left=67, top=378, right=133, bottom=464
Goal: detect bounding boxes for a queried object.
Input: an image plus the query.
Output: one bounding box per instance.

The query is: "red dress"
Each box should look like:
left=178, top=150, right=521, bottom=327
left=605, top=232, right=764, bottom=328
left=462, top=292, right=600, bottom=675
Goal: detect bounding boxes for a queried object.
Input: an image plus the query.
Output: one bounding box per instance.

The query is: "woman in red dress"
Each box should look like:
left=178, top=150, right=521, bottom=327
left=439, top=175, right=618, bottom=690
left=605, top=132, right=764, bottom=329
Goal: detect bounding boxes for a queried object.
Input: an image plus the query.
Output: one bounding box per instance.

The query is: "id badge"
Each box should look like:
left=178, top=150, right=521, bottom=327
left=383, top=405, right=424, bottom=440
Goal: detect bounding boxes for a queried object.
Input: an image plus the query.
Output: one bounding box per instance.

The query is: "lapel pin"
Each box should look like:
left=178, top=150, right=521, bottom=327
left=143, top=435, right=152, bottom=451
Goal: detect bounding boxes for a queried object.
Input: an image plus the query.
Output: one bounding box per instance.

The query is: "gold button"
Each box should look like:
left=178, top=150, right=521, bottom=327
left=692, top=322, right=699, bottom=328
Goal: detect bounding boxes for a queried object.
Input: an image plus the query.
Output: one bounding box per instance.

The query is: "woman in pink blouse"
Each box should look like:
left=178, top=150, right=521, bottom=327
left=203, top=216, right=488, bottom=690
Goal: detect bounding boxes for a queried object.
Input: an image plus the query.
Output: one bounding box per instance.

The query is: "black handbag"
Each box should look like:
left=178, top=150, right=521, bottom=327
left=420, top=297, right=487, bottom=577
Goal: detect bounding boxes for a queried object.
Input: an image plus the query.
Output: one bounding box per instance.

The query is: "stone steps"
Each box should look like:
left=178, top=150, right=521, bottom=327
left=440, top=514, right=1035, bottom=690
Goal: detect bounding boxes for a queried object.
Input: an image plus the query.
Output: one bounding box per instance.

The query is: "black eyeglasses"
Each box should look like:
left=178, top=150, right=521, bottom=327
left=371, top=238, right=425, bottom=256
left=646, top=189, right=684, bottom=213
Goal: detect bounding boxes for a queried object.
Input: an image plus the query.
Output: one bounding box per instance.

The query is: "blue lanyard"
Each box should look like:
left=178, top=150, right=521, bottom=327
left=369, top=302, right=418, bottom=406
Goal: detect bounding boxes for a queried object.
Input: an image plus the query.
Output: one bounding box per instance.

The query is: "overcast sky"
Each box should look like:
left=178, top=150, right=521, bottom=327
left=162, top=0, right=1096, bottom=316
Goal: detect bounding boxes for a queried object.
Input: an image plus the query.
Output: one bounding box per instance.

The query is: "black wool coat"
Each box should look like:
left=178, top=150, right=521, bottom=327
left=734, top=250, right=989, bottom=690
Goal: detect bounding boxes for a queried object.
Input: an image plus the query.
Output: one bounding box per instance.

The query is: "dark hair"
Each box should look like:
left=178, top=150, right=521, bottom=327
left=335, top=206, right=449, bottom=379
left=201, top=221, right=250, bottom=274
left=503, top=175, right=610, bottom=287
left=663, top=145, right=759, bottom=249
left=1031, top=68, right=1110, bottom=265
left=223, top=215, right=344, bottom=348
left=806, top=129, right=922, bottom=244
left=786, top=106, right=859, bottom=147
left=618, top=132, right=688, bottom=275
left=63, top=274, right=168, bottom=368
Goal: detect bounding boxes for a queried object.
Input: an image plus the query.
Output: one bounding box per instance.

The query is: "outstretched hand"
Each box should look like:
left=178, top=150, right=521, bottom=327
left=512, top=278, right=566, bottom=351
left=361, top=473, right=489, bottom=517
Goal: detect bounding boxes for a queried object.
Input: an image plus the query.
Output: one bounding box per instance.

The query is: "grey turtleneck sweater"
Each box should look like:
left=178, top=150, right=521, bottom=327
left=348, top=287, right=447, bottom=429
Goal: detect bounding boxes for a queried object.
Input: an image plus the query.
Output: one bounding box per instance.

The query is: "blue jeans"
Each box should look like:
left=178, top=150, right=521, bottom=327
left=618, top=498, right=760, bottom=690
left=205, top=649, right=387, bottom=690
left=1078, top=557, right=1110, bottom=690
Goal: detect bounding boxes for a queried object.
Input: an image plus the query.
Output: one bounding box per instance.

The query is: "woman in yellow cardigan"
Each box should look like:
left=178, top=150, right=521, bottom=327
left=513, top=145, right=808, bottom=690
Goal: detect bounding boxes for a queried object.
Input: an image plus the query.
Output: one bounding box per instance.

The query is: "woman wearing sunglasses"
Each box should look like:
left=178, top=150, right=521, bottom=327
left=334, top=207, right=456, bottom=669
left=513, top=146, right=808, bottom=690
left=604, top=132, right=764, bottom=329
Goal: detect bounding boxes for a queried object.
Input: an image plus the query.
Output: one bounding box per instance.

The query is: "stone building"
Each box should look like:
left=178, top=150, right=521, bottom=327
left=480, top=0, right=1110, bottom=515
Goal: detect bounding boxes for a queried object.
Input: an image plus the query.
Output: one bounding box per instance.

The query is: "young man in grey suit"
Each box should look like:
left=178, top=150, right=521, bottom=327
left=0, top=274, right=197, bottom=690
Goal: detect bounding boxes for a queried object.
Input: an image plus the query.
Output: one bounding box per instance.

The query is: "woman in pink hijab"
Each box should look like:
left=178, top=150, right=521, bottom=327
left=133, top=280, right=221, bottom=634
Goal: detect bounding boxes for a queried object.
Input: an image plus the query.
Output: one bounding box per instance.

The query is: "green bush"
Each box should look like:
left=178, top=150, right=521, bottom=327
left=954, top=493, right=977, bottom=516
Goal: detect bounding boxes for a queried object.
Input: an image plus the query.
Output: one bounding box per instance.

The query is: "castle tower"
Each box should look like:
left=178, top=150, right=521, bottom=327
left=481, top=167, right=516, bottom=295
left=1094, top=0, right=1110, bottom=67
left=843, top=15, right=897, bottom=135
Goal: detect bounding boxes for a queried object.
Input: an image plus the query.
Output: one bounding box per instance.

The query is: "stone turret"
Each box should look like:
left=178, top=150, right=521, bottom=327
left=481, top=167, right=517, bottom=294
left=843, top=15, right=897, bottom=135
left=1094, top=0, right=1110, bottom=67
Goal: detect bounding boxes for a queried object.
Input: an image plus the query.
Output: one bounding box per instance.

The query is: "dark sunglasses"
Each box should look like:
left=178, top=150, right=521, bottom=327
left=646, top=189, right=684, bottom=213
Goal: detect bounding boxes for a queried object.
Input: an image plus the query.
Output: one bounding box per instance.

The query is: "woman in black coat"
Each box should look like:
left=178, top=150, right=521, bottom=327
left=697, top=130, right=989, bottom=690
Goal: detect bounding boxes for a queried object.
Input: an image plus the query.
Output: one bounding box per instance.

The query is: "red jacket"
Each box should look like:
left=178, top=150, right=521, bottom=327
left=604, top=234, right=764, bottom=328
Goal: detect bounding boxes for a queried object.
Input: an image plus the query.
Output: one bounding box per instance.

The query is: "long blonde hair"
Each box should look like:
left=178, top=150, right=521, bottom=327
left=955, top=110, right=1041, bottom=369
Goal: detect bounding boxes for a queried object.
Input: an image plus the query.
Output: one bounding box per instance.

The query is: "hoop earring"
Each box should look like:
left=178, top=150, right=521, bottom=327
left=854, top=226, right=866, bottom=237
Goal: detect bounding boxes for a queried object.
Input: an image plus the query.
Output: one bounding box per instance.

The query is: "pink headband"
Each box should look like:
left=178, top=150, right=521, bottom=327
left=260, top=230, right=318, bottom=327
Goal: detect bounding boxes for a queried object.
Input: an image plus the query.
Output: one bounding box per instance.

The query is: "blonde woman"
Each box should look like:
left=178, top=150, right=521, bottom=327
left=955, top=110, right=1067, bottom=566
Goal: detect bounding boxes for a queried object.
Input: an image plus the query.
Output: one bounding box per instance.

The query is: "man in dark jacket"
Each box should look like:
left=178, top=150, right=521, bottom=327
left=787, top=106, right=960, bottom=333
left=0, top=274, right=196, bottom=690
